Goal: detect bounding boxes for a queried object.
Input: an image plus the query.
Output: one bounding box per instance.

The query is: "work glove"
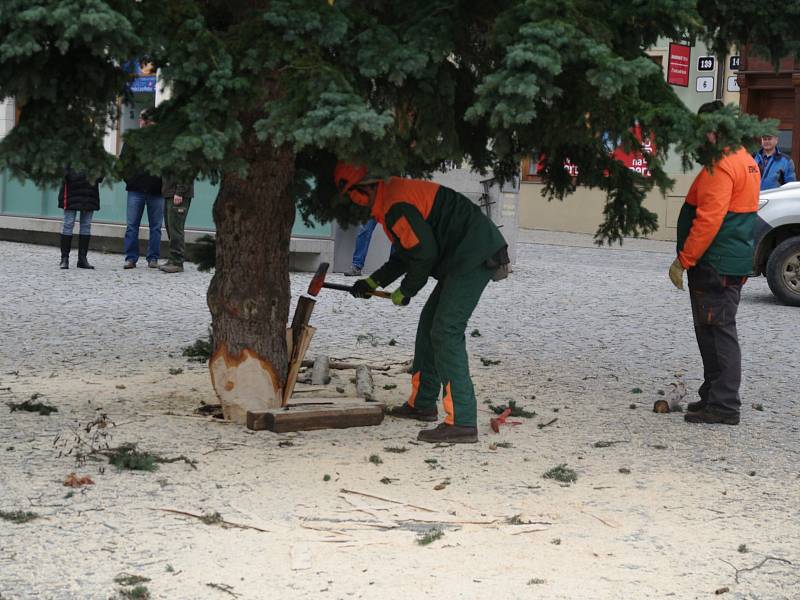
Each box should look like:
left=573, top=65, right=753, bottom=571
left=391, top=288, right=410, bottom=306
left=668, top=257, right=685, bottom=290
left=351, top=276, right=378, bottom=299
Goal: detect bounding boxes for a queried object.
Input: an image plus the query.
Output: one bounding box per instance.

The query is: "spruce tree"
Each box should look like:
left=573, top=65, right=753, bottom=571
left=1, top=1, right=795, bottom=415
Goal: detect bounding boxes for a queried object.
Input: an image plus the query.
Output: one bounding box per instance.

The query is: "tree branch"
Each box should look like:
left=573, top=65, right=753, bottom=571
left=719, top=556, right=793, bottom=584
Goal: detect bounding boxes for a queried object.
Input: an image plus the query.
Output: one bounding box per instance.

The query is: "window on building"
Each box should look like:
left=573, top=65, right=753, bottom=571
left=778, top=130, right=793, bottom=154
left=645, top=50, right=667, bottom=80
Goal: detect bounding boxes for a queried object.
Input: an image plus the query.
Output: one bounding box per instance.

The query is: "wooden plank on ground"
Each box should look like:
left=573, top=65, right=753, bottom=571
left=247, top=400, right=385, bottom=433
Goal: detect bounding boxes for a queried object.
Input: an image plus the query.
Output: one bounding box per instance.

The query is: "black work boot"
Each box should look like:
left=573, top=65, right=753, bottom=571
left=687, top=398, right=707, bottom=412
left=59, top=234, right=72, bottom=269
left=387, top=402, right=438, bottom=422
left=76, top=234, right=94, bottom=269
left=684, top=407, right=740, bottom=426
left=417, top=422, right=478, bottom=444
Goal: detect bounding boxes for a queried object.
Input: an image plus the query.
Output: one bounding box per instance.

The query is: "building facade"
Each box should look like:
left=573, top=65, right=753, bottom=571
left=737, top=50, right=799, bottom=170
left=0, top=74, right=333, bottom=270
left=518, top=40, right=747, bottom=240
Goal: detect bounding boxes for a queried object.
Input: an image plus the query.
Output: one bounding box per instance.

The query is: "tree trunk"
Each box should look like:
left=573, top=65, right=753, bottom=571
left=207, top=120, right=296, bottom=423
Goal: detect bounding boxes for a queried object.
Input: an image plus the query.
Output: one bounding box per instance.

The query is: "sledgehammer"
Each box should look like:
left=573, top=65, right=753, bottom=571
left=308, top=262, right=391, bottom=299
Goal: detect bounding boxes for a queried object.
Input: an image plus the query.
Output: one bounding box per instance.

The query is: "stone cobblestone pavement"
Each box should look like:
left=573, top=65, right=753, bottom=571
left=0, top=233, right=798, bottom=600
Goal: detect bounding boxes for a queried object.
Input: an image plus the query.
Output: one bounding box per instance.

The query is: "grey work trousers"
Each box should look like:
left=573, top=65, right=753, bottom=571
left=164, top=197, right=192, bottom=265
left=687, top=262, right=746, bottom=416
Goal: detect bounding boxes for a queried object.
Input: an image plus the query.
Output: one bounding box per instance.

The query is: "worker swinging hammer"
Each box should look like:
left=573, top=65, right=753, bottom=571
left=334, top=163, right=509, bottom=443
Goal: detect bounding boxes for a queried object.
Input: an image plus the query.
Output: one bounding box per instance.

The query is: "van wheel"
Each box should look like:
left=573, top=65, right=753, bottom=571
left=766, top=236, right=800, bottom=306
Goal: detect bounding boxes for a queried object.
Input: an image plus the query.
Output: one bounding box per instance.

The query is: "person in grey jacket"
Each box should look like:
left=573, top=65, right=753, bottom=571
left=159, top=176, right=194, bottom=273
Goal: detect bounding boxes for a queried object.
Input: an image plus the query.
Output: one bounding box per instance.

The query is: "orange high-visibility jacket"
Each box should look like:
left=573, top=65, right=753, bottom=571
left=676, top=147, right=760, bottom=275
left=369, top=178, right=506, bottom=296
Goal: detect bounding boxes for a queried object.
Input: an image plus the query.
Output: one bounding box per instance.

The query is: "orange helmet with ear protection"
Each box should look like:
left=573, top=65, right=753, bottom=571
left=334, top=162, right=367, bottom=193
left=334, top=162, right=372, bottom=206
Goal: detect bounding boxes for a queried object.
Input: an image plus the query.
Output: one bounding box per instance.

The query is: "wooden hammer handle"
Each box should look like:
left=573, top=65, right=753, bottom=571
left=367, top=289, right=392, bottom=299
left=322, top=282, right=392, bottom=299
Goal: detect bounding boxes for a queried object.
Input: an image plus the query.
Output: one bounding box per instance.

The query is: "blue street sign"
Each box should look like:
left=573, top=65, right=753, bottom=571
left=129, top=76, right=156, bottom=93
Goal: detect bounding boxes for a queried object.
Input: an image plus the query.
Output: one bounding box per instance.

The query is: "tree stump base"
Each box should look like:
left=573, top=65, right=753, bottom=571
left=246, top=399, right=385, bottom=433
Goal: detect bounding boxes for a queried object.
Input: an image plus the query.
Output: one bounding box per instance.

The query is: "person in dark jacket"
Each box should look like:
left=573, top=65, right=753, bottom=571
left=57, top=168, right=101, bottom=269
left=122, top=110, right=163, bottom=269
left=159, top=176, right=195, bottom=273
left=753, top=134, right=796, bottom=191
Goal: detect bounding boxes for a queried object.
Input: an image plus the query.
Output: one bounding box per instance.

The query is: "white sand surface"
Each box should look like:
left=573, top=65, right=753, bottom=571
left=1, top=234, right=798, bottom=599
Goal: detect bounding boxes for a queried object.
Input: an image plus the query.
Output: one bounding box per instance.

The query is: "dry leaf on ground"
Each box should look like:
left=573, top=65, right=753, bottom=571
left=63, top=473, right=95, bottom=487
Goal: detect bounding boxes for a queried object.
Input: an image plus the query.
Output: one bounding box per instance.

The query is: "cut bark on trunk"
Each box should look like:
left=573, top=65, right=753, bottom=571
left=207, top=115, right=296, bottom=424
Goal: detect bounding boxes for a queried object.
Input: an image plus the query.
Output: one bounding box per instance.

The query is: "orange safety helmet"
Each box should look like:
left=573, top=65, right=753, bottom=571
left=334, top=162, right=367, bottom=193
left=334, top=162, right=374, bottom=206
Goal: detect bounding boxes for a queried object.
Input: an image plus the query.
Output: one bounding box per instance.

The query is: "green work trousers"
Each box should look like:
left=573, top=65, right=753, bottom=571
left=164, top=197, right=192, bottom=265
left=407, top=264, right=494, bottom=427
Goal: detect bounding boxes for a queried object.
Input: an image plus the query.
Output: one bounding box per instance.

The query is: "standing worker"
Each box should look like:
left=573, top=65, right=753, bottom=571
left=668, top=101, right=760, bottom=426
left=334, top=163, right=509, bottom=443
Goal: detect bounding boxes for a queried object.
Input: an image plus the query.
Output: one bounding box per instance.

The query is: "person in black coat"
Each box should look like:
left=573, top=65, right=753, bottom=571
left=57, top=168, right=101, bottom=269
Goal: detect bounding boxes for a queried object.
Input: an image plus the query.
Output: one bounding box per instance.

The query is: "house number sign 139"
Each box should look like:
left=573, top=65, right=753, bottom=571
left=697, top=56, right=715, bottom=71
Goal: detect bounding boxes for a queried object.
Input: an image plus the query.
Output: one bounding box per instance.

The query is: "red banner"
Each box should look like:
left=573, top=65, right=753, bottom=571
left=667, top=43, right=691, bottom=87
left=609, top=122, right=656, bottom=177
left=533, top=123, right=655, bottom=178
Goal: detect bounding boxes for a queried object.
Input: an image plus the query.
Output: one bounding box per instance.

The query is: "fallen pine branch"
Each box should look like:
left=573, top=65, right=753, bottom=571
left=150, top=508, right=270, bottom=533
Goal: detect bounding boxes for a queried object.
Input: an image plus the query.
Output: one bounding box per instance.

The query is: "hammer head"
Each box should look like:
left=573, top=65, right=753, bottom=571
left=308, top=262, right=330, bottom=297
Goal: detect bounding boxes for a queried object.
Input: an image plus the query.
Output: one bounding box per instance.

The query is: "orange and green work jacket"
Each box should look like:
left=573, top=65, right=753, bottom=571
left=676, top=147, right=760, bottom=276
left=368, top=178, right=507, bottom=296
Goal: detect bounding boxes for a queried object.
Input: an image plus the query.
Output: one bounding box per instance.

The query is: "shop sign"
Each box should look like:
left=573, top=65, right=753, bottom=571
left=667, top=43, right=691, bottom=87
